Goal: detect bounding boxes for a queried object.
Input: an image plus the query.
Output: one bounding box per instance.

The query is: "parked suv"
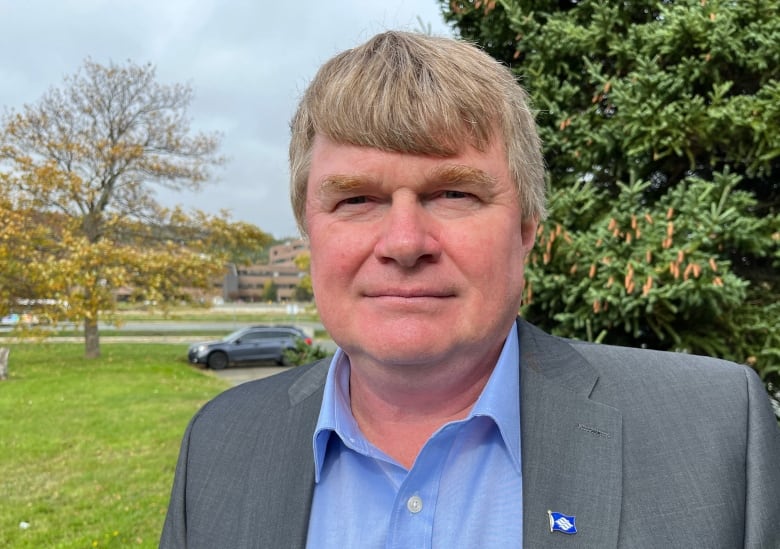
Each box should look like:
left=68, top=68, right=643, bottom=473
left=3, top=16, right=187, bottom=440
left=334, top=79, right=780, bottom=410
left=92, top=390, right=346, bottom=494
left=187, top=325, right=312, bottom=369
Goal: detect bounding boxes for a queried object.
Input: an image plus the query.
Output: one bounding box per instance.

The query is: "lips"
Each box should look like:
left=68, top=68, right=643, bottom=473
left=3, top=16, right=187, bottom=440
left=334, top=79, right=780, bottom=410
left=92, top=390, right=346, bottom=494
left=362, top=288, right=456, bottom=298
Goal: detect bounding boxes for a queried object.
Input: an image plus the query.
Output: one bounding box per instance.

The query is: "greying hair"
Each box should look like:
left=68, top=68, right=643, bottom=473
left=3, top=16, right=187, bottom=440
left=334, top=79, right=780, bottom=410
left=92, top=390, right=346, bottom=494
left=289, top=31, right=546, bottom=235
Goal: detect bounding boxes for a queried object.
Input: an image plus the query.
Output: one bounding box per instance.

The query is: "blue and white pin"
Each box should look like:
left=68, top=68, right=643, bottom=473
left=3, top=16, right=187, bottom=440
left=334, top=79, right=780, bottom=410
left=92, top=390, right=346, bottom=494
left=548, top=510, right=577, bottom=535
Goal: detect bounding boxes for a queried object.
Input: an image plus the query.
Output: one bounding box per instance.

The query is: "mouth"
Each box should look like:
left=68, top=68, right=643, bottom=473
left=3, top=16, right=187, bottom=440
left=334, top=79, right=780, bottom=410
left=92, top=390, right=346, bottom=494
left=362, top=289, right=457, bottom=299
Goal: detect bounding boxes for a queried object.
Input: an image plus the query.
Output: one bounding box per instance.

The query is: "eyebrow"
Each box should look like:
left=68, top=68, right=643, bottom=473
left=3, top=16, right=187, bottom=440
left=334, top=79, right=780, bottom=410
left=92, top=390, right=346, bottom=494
left=427, top=164, right=499, bottom=189
left=318, top=174, right=369, bottom=194
left=316, top=163, right=500, bottom=196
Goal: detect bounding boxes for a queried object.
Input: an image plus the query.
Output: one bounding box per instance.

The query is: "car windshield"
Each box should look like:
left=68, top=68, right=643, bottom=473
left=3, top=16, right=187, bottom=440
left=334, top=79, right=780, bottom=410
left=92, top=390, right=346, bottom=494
left=222, top=328, right=251, bottom=342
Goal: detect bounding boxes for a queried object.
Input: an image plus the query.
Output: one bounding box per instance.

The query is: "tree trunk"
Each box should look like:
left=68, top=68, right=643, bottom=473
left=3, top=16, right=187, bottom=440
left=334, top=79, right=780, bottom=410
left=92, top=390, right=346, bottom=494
left=0, top=347, right=9, bottom=380
left=84, top=317, right=100, bottom=358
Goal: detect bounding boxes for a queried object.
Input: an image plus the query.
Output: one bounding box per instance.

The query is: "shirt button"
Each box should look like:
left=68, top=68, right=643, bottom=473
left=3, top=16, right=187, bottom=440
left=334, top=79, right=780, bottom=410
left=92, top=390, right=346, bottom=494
left=407, top=495, right=423, bottom=514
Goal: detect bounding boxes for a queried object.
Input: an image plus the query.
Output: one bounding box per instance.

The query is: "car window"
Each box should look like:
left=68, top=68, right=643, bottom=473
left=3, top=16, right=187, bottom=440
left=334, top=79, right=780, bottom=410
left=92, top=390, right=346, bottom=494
left=239, top=332, right=265, bottom=342
left=228, top=327, right=303, bottom=342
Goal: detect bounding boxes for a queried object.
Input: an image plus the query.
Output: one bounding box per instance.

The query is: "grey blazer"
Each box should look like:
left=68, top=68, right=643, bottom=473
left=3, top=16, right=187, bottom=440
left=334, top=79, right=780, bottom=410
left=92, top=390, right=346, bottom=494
left=160, top=319, right=780, bottom=548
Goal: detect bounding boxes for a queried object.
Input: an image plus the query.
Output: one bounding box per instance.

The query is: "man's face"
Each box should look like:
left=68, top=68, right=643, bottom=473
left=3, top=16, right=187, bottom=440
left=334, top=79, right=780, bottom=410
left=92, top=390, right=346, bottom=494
left=305, top=135, right=538, bottom=371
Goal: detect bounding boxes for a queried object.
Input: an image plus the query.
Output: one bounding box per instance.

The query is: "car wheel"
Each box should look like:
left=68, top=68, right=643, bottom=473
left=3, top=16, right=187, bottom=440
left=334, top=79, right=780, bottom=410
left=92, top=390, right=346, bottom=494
left=208, top=351, right=229, bottom=370
left=278, top=351, right=291, bottom=366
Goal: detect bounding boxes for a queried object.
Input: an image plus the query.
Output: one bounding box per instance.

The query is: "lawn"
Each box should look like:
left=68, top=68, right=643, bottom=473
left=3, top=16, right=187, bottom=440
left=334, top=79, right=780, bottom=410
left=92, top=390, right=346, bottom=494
left=0, top=343, right=229, bottom=548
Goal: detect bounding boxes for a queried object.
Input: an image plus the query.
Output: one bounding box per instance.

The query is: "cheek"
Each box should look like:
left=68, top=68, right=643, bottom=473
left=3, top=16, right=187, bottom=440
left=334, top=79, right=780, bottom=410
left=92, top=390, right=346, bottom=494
left=450, top=222, right=527, bottom=284
left=450, top=217, right=520, bottom=257
left=309, top=231, right=367, bottom=289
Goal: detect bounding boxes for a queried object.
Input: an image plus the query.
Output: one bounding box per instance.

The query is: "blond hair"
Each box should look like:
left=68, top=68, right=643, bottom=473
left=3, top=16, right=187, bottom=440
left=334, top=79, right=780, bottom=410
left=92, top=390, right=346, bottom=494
left=289, top=31, right=546, bottom=235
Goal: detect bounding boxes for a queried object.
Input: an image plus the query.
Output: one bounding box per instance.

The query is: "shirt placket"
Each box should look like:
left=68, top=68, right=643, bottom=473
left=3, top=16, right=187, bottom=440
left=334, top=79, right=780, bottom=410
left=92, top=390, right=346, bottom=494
left=385, top=423, right=460, bottom=549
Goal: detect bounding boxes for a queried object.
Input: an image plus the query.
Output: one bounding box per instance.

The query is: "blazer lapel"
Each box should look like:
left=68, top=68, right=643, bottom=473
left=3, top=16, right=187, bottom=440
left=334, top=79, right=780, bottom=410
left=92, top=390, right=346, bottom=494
left=518, top=320, right=623, bottom=548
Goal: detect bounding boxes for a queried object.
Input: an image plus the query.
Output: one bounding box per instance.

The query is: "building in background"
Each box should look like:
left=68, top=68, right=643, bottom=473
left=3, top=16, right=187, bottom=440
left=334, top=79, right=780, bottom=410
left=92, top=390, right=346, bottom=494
left=222, top=239, right=309, bottom=302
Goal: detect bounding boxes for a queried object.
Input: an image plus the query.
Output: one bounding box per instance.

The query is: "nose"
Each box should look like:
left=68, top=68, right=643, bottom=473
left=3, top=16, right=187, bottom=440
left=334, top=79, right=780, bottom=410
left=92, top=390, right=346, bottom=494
left=374, top=196, right=441, bottom=268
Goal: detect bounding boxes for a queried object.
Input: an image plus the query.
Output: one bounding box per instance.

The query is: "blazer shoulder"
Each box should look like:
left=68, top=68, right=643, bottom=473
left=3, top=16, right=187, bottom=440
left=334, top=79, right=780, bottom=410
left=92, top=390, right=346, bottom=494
left=566, top=338, right=776, bottom=425
left=192, top=358, right=329, bottom=427
left=163, top=360, right=326, bottom=548
left=517, top=318, right=772, bottom=419
left=570, top=338, right=749, bottom=379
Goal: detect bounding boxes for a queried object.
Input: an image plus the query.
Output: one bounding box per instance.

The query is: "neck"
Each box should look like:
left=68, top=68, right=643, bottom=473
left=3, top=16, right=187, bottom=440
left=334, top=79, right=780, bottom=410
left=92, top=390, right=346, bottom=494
left=347, top=350, right=499, bottom=469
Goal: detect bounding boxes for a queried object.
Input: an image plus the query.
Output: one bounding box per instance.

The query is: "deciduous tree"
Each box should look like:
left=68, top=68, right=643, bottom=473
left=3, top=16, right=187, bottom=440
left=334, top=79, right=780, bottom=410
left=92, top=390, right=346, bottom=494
left=293, top=251, right=313, bottom=302
left=0, top=59, right=271, bottom=357
left=262, top=279, right=279, bottom=302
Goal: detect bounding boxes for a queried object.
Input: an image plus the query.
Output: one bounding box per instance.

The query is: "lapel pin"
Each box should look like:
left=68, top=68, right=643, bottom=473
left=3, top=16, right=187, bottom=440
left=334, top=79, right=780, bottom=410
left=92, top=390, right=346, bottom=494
left=548, top=510, right=577, bottom=535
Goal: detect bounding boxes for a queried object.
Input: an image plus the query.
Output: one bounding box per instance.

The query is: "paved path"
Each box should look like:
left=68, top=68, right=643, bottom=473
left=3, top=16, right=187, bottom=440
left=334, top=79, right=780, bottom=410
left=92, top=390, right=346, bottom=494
left=209, top=365, right=293, bottom=386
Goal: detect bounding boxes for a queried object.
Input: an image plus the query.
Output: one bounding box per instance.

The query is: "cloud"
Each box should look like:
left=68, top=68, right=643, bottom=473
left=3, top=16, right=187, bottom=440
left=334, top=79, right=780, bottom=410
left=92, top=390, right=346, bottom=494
left=0, top=0, right=452, bottom=238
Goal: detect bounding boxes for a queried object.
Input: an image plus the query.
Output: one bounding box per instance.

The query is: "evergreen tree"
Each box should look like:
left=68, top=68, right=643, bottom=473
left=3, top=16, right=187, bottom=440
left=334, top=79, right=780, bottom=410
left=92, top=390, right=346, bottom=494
left=441, top=0, right=780, bottom=399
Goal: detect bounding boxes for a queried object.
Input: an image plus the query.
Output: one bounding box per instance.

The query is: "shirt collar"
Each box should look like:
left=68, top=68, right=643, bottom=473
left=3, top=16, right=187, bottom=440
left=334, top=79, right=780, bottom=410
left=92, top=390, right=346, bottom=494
left=312, top=323, right=521, bottom=481
left=468, top=323, right=521, bottom=470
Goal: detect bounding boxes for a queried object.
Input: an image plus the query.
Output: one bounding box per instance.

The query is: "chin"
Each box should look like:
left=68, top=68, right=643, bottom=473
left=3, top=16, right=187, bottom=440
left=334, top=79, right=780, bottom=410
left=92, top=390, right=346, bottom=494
left=340, top=335, right=461, bottom=368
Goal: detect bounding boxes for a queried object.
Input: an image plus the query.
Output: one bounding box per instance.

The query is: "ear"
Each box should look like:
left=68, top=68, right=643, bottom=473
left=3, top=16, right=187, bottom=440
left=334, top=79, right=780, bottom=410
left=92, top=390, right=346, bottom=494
left=519, top=217, right=539, bottom=254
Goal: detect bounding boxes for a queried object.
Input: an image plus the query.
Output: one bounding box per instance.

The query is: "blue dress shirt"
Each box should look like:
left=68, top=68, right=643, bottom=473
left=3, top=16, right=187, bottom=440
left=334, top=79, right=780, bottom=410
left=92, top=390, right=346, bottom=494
left=307, top=326, right=523, bottom=548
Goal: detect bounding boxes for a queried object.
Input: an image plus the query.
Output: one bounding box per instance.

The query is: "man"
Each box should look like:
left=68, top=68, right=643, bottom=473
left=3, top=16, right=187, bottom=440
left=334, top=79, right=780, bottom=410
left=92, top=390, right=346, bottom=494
left=160, top=31, right=779, bottom=548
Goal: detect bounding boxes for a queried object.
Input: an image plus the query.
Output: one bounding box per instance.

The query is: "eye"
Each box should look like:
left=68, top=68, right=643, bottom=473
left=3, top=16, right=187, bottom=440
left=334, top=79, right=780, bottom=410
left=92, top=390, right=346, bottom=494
left=332, top=195, right=374, bottom=213
left=426, top=188, right=482, bottom=216
left=442, top=190, right=470, bottom=199
left=343, top=196, right=368, bottom=205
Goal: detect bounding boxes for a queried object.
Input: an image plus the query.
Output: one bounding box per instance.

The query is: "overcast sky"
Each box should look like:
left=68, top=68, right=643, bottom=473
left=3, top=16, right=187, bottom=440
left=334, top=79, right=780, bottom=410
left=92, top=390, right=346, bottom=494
left=0, top=0, right=454, bottom=238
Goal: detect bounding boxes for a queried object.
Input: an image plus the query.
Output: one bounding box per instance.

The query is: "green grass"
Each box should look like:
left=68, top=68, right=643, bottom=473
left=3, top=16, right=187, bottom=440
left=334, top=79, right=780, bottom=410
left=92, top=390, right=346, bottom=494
left=0, top=343, right=229, bottom=548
